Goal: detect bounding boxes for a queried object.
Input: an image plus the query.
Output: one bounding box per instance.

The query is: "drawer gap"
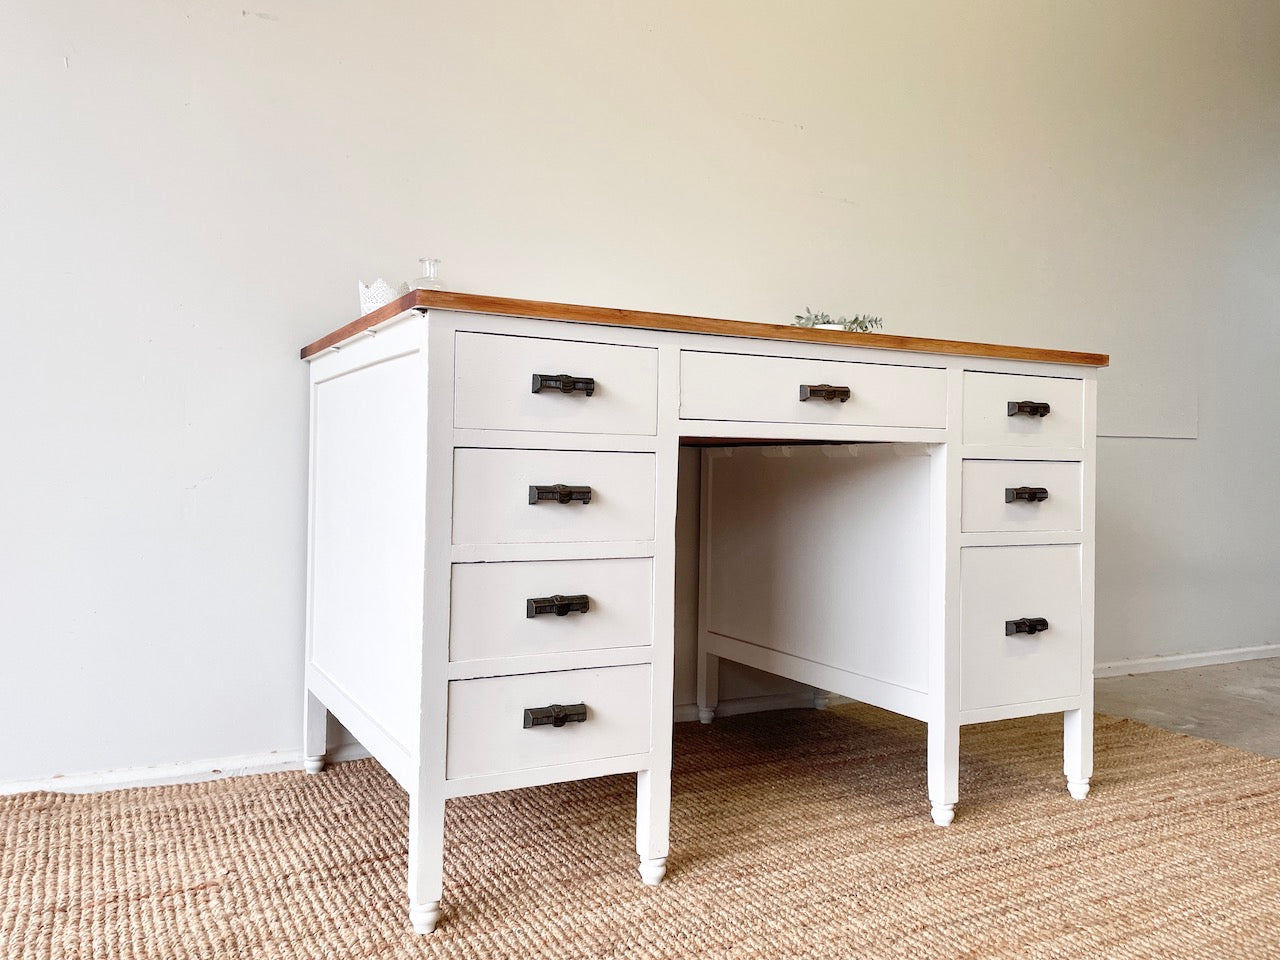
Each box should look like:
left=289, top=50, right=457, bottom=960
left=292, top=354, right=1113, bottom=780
left=679, top=437, right=872, bottom=448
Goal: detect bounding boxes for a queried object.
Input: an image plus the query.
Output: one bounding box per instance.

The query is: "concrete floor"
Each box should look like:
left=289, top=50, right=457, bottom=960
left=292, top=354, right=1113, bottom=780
left=1095, top=657, right=1280, bottom=758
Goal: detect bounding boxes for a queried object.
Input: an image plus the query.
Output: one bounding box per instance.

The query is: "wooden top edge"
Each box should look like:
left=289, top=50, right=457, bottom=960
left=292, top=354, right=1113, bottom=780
left=300, top=290, right=1109, bottom=367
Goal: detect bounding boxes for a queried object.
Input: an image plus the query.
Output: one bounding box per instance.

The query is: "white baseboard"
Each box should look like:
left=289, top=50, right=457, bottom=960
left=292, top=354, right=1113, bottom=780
left=4, top=692, right=846, bottom=796
left=24, top=649, right=1280, bottom=797
left=0, top=741, right=371, bottom=797
left=13, top=644, right=1280, bottom=796
left=1094, top=644, right=1280, bottom=678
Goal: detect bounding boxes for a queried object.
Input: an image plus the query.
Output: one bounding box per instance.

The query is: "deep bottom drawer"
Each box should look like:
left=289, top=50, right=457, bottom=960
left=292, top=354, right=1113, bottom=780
left=961, top=544, right=1082, bottom=711
left=446, top=665, right=652, bottom=780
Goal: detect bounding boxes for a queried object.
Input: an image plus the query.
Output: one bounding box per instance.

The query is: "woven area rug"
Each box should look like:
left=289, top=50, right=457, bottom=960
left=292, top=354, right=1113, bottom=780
left=4, top=705, right=1280, bottom=959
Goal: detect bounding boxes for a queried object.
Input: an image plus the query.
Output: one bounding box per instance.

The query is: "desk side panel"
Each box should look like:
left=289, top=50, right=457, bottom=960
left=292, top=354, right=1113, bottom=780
left=308, top=329, right=427, bottom=758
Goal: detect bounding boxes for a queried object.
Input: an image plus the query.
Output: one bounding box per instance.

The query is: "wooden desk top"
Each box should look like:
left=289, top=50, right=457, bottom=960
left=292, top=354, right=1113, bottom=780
left=300, top=290, right=1109, bottom=367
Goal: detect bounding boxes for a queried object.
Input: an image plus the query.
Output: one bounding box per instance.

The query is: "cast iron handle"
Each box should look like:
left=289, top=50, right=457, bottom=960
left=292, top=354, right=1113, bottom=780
left=799, top=384, right=852, bottom=403
left=523, top=703, right=588, bottom=728
left=1008, top=400, right=1051, bottom=418
left=531, top=373, right=595, bottom=396
left=528, top=484, right=593, bottom=505
left=1005, top=486, right=1050, bottom=503
left=1006, top=617, right=1049, bottom=636
left=526, top=594, right=591, bottom=618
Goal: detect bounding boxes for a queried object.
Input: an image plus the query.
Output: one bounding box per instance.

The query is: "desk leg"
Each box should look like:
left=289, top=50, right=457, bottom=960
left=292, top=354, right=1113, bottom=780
left=696, top=651, right=719, bottom=725
left=1064, top=709, right=1092, bottom=799
left=636, top=767, right=670, bottom=884
left=407, top=789, right=445, bottom=934
left=302, top=691, right=327, bottom=775
left=927, top=720, right=959, bottom=826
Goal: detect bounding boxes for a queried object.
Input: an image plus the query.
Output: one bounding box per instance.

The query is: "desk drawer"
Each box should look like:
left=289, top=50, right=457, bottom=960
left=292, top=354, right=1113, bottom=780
left=446, top=665, right=652, bottom=780
left=679, top=351, right=946, bottom=428
left=452, top=449, right=656, bottom=545
left=450, top=558, right=653, bottom=662
left=961, top=460, right=1082, bottom=534
left=455, top=332, right=658, bottom=435
left=961, top=545, right=1082, bottom=712
left=963, top=372, right=1084, bottom=447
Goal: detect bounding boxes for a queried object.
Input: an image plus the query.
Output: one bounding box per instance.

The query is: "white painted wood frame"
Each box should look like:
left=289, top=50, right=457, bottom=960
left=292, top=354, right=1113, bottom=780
left=302, top=300, right=1101, bottom=933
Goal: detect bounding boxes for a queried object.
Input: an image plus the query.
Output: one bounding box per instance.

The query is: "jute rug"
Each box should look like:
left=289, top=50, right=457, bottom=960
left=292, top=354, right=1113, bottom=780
left=3, top=705, right=1279, bottom=959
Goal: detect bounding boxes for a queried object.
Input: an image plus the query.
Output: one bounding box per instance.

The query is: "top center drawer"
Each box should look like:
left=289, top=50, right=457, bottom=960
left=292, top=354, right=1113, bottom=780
left=679, top=351, right=947, bottom=428
left=455, top=332, right=658, bottom=435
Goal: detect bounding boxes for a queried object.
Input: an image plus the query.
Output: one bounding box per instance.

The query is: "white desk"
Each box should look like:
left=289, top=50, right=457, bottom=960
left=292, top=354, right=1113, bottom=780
left=300, top=291, right=1106, bottom=933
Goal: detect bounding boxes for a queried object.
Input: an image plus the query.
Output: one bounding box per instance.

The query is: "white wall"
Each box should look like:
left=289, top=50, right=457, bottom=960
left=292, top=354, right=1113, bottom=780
left=2, top=1, right=1277, bottom=785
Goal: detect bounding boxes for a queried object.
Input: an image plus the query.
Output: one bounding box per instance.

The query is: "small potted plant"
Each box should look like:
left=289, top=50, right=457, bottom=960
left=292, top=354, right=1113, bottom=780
left=793, top=307, right=883, bottom=333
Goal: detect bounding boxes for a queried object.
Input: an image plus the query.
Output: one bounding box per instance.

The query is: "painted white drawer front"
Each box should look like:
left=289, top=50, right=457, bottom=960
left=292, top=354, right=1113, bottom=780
left=962, top=372, right=1084, bottom=447
left=454, top=332, right=658, bottom=435
left=446, top=665, right=652, bottom=780
left=453, top=449, right=656, bottom=545
left=961, top=545, right=1082, bottom=711
left=961, top=460, right=1083, bottom=534
left=450, top=558, right=654, bottom=662
left=679, top=351, right=947, bottom=428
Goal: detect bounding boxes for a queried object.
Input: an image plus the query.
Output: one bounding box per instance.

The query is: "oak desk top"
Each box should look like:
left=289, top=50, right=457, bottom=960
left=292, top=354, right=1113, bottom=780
left=300, top=290, right=1110, bottom=368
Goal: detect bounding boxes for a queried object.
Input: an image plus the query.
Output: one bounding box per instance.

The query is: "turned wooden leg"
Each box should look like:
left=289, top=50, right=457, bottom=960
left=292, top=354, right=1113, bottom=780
left=636, top=767, right=670, bottom=885
left=408, top=790, right=446, bottom=934
left=303, top=690, right=327, bottom=775
left=1064, top=708, right=1093, bottom=799
left=927, top=718, right=959, bottom=826
left=696, top=649, right=719, bottom=725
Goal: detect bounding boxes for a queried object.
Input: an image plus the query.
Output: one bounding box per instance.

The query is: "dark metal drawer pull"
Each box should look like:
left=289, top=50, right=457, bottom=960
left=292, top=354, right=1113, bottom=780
left=526, top=594, right=591, bottom=618
left=528, top=484, right=593, bottom=505
left=1005, top=486, right=1050, bottom=503
left=1008, top=400, right=1051, bottom=418
left=1006, top=617, right=1049, bottom=636
left=799, top=384, right=852, bottom=403
left=523, top=703, right=588, bottom=728
left=531, top=373, right=595, bottom=396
